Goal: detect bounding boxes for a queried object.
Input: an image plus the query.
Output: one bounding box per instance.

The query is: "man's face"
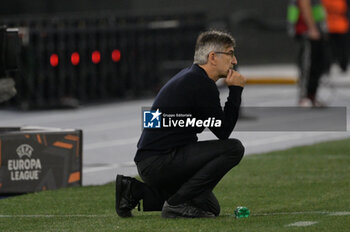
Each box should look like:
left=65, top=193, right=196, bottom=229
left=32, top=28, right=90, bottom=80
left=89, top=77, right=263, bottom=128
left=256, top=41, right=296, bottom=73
left=215, top=46, right=237, bottom=79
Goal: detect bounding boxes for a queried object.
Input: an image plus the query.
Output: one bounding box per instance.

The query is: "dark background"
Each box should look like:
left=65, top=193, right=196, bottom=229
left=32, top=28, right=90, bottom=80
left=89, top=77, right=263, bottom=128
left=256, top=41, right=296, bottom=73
left=1, top=0, right=349, bottom=108
left=0, top=0, right=295, bottom=65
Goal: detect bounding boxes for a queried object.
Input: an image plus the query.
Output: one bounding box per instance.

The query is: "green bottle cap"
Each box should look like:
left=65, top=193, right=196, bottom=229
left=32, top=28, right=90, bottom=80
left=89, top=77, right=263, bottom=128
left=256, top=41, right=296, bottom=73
left=234, top=206, right=250, bottom=218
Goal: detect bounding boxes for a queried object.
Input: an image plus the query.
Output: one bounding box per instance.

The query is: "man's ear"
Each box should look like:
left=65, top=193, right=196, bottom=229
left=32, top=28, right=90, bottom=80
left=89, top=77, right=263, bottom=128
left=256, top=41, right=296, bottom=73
left=207, top=51, right=216, bottom=65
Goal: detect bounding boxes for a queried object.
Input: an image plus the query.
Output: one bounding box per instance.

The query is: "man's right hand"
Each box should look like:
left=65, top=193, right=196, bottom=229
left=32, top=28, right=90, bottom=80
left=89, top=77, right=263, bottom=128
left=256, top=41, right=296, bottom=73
left=308, top=27, right=321, bottom=40
left=225, top=69, right=246, bottom=87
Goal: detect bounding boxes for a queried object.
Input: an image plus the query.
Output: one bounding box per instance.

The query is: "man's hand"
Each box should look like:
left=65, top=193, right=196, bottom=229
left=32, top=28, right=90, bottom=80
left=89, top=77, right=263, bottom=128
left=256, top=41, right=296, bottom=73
left=225, top=69, right=246, bottom=87
left=298, top=0, right=321, bottom=40
left=307, top=27, right=321, bottom=40
left=0, top=78, right=17, bottom=103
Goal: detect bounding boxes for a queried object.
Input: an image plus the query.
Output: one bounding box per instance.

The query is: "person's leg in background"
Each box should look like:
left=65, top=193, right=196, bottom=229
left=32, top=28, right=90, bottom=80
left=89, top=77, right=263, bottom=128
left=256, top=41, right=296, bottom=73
left=297, top=36, right=312, bottom=106
left=330, top=33, right=348, bottom=72
left=307, top=38, right=328, bottom=106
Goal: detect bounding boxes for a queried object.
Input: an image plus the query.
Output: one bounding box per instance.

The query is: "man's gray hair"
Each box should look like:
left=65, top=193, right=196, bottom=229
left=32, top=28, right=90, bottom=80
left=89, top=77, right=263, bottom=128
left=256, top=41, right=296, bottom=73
left=193, top=30, right=235, bottom=65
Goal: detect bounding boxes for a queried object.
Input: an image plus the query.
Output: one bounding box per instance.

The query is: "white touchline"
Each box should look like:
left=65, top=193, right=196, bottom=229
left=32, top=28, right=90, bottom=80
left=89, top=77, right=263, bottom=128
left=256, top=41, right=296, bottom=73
left=286, top=221, right=318, bottom=227
left=329, top=212, right=350, bottom=216
left=224, top=211, right=350, bottom=217
left=0, top=215, right=113, bottom=218
left=252, top=211, right=329, bottom=216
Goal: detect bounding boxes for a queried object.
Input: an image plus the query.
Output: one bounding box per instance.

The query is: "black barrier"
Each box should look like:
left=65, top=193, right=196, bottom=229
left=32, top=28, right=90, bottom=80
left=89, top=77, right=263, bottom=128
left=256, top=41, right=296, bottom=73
left=0, top=13, right=206, bottom=108
left=0, top=127, right=82, bottom=194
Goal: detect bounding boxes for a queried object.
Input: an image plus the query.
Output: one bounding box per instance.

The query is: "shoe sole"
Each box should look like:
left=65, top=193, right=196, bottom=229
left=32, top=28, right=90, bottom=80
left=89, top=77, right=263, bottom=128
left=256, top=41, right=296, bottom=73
left=115, top=175, right=132, bottom=217
left=161, top=209, right=179, bottom=218
left=162, top=212, right=214, bottom=219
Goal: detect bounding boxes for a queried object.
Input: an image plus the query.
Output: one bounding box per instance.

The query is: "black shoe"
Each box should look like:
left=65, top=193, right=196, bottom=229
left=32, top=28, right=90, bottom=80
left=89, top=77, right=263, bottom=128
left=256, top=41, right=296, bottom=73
left=115, top=175, right=141, bottom=217
left=161, top=201, right=215, bottom=218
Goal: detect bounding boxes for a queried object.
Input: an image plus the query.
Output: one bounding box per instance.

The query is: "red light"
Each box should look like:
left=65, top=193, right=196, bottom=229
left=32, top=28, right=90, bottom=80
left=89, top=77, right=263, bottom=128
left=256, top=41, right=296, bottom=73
left=50, top=54, right=59, bottom=67
left=92, top=51, right=101, bottom=64
left=71, top=52, right=80, bottom=66
left=111, top=49, right=121, bottom=62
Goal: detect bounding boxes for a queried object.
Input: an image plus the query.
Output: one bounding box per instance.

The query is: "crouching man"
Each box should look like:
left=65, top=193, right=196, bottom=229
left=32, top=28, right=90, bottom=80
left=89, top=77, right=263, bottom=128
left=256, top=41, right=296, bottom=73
left=116, top=30, right=246, bottom=218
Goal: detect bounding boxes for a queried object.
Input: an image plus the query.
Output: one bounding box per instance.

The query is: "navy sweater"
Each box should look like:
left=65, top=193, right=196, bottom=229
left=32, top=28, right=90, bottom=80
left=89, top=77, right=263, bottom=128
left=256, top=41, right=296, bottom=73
left=134, top=64, right=243, bottom=162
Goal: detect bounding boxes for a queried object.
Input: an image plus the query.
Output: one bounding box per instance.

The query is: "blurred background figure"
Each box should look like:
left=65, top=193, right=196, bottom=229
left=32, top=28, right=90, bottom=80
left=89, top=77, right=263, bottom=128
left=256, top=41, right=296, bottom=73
left=288, top=0, right=328, bottom=107
left=322, top=0, right=349, bottom=73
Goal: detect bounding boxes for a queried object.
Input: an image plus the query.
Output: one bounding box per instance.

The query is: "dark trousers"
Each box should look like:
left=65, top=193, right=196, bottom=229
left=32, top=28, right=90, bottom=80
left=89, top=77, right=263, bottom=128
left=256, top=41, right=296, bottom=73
left=136, top=138, right=245, bottom=216
left=297, top=36, right=328, bottom=100
left=329, top=33, right=348, bottom=72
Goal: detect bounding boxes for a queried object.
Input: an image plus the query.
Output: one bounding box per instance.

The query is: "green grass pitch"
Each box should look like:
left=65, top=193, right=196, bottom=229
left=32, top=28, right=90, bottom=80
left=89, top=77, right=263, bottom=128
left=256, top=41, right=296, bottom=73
left=1, top=138, right=350, bottom=231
